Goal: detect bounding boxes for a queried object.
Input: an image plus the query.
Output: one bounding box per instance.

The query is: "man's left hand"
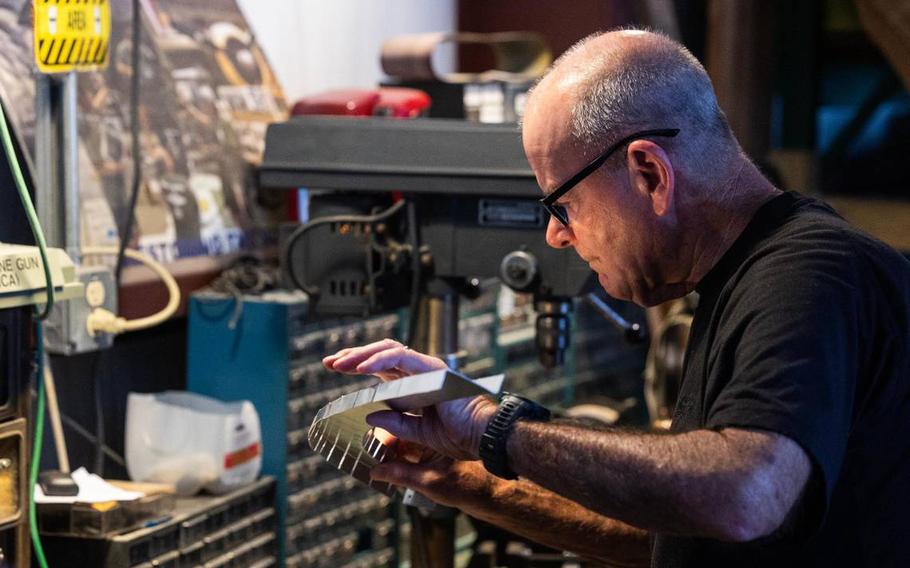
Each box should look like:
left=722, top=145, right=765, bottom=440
left=370, top=444, right=498, bottom=510
left=323, top=339, right=498, bottom=461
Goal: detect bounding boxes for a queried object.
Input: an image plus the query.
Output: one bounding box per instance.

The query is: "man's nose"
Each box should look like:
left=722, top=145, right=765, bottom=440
left=545, top=215, right=573, bottom=249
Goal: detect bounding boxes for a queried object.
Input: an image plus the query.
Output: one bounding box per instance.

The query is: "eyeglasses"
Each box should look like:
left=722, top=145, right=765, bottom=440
left=539, top=128, right=680, bottom=226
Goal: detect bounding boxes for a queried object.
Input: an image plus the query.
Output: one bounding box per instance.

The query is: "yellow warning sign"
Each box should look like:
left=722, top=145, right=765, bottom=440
left=33, top=0, right=111, bottom=73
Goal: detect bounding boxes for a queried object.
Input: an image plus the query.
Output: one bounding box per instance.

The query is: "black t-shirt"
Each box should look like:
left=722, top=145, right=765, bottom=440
left=651, top=192, right=910, bottom=567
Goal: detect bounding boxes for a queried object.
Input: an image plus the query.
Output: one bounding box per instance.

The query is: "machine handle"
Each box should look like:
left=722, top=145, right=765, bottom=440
left=584, top=293, right=647, bottom=344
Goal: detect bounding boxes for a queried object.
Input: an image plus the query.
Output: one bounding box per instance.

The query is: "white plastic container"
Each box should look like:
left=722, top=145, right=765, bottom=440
left=125, top=391, right=261, bottom=495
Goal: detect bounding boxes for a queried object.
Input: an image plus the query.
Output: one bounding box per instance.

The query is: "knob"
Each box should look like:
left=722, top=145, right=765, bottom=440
left=500, top=250, right=539, bottom=292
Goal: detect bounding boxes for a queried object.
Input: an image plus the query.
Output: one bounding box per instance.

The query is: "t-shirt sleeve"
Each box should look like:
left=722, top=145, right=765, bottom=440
left=705, top=243, right=862, bottom=507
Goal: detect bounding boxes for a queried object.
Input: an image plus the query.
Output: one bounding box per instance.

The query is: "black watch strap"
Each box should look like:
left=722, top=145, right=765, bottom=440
left=479, top=393, right=550, bottom=480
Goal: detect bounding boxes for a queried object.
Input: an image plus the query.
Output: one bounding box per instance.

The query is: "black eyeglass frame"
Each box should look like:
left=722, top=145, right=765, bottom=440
left=539, top=128, right=680, bottom=226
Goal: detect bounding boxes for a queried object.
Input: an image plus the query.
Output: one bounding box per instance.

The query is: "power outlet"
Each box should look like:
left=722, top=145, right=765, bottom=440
left=44, top=265, right=116, bottom=355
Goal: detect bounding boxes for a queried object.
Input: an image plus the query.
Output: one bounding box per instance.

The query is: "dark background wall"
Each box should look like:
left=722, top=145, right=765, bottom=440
left=457, top=0, right=638, bottom=70
left=43, top=320, right=187, bottom=479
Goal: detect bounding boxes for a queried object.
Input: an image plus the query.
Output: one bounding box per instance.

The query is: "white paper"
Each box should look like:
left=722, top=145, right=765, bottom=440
left=34, top=467, right=145, bottom=504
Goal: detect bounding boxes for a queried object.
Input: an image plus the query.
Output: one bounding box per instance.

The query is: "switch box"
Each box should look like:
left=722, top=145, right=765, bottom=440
left=44, top=265, right=116, bottom=355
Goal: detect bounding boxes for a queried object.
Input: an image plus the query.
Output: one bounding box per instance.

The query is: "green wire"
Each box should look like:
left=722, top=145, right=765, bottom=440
left=0, top=100, right=55, bottom=566
left=29, top=325, right=49, bottom=568
left=0, top=100, right=55, bottom=319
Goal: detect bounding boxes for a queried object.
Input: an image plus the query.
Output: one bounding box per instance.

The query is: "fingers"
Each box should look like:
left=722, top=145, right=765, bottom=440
left=371, top=427, right=397, bottom=446
left=324, top=338, right=447, bottom=382
left=393, top=440, right=441, bottom=464
left=356, top=347, right=446, bottom=376
left=367, top=410, right=425, bottom=447
left=323, top=339, right=403, bottom=373
left=370, top=458, right=450, bottom=490
left=321, top=348, right=352, bottom=369
left=370, top=460, right=429, bottom=486
left=370, top=458, right=491, bottom=510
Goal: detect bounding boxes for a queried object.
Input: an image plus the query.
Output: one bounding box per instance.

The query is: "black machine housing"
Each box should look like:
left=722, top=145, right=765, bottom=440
left=260, top=116, right=593, bottom=366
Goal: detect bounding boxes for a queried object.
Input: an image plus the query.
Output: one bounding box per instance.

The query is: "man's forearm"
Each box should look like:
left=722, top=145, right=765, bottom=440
left=459, top=469, right=650, bottom=567
left=506, top=420, right=806, bottom=541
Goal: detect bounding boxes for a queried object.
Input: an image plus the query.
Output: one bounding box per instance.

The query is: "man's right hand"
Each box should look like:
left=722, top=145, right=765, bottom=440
left=321, top=339, right=497, bottom=461
left=322, top=338, right=448, bottom=380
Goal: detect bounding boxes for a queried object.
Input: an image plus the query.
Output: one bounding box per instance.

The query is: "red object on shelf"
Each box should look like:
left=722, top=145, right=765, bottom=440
left=374, top=87, right=431, bottom=118
left=290, top=89, right=381, bottom=116
left=290, top=87, right=430, bottom=118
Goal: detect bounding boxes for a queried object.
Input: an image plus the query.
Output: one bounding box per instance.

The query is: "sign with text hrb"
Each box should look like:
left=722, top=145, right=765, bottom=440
left=33, top=0, right=111, bottom=73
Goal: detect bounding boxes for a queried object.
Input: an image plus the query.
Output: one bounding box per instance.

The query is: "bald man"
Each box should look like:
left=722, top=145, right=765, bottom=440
left=324, top=30, right=910, bottom=567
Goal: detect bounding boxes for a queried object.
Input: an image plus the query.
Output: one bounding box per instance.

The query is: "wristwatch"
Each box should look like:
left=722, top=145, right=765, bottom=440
left=479, top=392, right=550, bottom=480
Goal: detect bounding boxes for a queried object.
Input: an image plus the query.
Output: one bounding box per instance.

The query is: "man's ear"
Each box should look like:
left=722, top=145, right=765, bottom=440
left=626, top=140, right=675, bottom=217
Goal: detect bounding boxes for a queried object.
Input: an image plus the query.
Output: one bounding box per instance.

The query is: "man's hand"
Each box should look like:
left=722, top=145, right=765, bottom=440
left=372, top=443, right=652, bottom=567
left=323, top=338, right=447, bottom=379
left=370, top=444, right=496, bottom=509
left=322, top=339, right=498, bottom=461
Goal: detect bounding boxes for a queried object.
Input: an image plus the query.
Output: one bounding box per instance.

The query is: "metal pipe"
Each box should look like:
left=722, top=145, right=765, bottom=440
left=424, top=293, right=459, bottom=369
left=62, top=71, right=81, bottom=263
left=34, top=75, right=64, bottom=249
left=410, top=289, right=459, bottom=568
left=584, top=293, right=646, bottom=343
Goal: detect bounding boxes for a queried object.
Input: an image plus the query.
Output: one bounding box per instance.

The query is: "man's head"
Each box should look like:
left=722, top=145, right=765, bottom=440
left=523, top=29, right=745, bottom=306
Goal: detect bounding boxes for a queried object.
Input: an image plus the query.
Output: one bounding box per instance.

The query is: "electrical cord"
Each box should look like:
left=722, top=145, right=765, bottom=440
left=82, top=246, right=181, bottom=334
left=104, top=0, right=141, bottom=496
left=114, top=0, right=143, bottom=282
left=406, top=199, right=422, bottom=345
left=93, top=352, right=105, bottom=475
left=283, top=199, right=407, bottom=296
left=206, top=256, right=279, bottom=329
left=107, top=0, right=141, bottom=494
left=209, top=256, right=277, bottom=295
left=44, top=350, right=114, bottom=477
left=59, top=411, right=126, bottom=468
left=100, top=0, right=147, bottom=471
left=30, top=326, right=50, bottom=568
left=0, top=100, right=55, bottom=320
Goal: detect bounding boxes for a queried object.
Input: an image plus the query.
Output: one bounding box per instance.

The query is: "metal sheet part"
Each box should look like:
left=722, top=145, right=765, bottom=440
left=307, top=369, right=504, bottom=502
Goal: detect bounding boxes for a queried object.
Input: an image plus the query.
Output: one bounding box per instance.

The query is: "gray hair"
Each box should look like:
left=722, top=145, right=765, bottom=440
left=557, top=30, right=736, bottom=176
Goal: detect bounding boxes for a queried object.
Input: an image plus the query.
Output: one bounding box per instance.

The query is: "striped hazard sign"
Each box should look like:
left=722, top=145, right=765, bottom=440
left=33, top=0, right=111, bottom=73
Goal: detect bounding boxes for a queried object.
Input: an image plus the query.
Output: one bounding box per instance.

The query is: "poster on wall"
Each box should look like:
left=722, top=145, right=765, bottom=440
left=0, top=1, right=38, bottom=149
left=0, top=0, right=287, bottom=263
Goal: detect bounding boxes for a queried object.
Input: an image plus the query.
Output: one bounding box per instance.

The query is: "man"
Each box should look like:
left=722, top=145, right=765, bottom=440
left=323, top=30, right=910, bottom=567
